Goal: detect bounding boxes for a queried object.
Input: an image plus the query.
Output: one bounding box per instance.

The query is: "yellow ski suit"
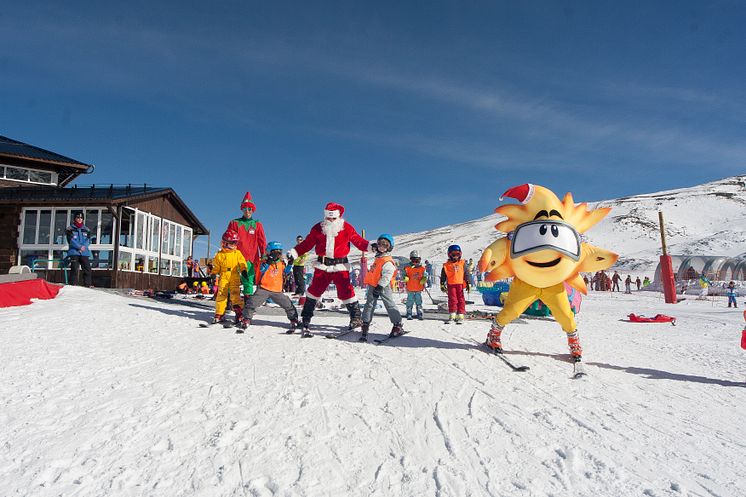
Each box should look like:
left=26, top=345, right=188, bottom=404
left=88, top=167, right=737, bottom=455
left=496, top=278, right=576, bottom=333
left=211, top=247, right=249, bottom=316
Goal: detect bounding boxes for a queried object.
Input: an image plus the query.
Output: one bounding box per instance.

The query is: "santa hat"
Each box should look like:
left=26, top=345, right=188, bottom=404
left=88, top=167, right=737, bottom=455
left=324, top=202, right=345, bottom=219
left=240, top=192, right=256, bottom=211
left=499, top=184, right=535, bottom=204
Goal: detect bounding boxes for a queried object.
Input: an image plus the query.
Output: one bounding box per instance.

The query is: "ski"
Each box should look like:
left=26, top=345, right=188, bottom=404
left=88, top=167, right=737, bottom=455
left=572, top=361, right=587, bottom=379
left=481, top=343, right=530, bottom=372
left=198, top=322, right=222, bottom=328
left=300, top=331, right=313, bottom=338
left=325, top=329, right=355, bottom=339
left=373, top=331, right=409, bottom=345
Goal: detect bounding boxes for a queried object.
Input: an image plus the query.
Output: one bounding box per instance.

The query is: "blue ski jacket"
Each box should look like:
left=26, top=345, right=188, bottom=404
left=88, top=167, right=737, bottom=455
left=66, top=224, right=92, bottom=257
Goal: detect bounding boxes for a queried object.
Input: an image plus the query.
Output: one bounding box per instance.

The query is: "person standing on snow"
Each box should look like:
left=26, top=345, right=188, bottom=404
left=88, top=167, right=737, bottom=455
left=289, top=235, right=309, bottom=296
left=227, top=192, right=266, bottom=297
left=727, top=281, right=738, bottom=308
left=65, top=211, right=93, bottom=287
left=210, top=230, right=252, bottom=326
left=624, top=275, right=632, bottom=294
left=243, top=242, right=299, bottom=332
left=612, top=271, right=622, bottom=292
left=440, top=244, right=470, bottom=324
left=404, top=250, right=428, bottom=320
left=289, top=202, right=371, bottom=336
left=360, top=234, right=403, bottom=342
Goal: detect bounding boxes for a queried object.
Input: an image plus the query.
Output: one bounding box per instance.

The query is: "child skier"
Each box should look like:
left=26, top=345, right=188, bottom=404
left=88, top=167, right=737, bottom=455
left=441, top=244, right=470, bottom=324
left=243, top=241, right=299, bottom=333
left=210, top=229, right=253, bottom=326
left=727, top=281, right=738, bottom=308
left=404, top=250, right=428, bottom=320
left=360, top=234, right=403, bottom=342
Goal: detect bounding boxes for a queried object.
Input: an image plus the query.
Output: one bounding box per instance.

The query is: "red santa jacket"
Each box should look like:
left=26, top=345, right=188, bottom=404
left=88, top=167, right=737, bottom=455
left=291, top=220, right=370, bottom=272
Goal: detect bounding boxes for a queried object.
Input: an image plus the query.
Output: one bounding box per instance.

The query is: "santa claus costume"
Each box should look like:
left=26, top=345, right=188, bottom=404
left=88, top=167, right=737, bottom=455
left=289, top=202, right=371, bottom=334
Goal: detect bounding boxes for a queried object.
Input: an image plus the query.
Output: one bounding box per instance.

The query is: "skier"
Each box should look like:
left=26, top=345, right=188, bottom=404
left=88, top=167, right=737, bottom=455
left=479, top=184, right=618, bottom=369
left=360, top=234, right=403, bottom=342
left=727, top=281, right=738, bottom=308
left=65, top=211, right=92, bottom=287
left=404, top=250, right=428, bottom=320
left=290, top=235, right=309, bottom=296
left=624, top=275, right=632, bottom=294
left=227, top=192, right=266, bottom=298
left=289, top=202, right=371, bottom=334
left=210, top=229, right=253, bottom=326
left=441, top=244, right=470, bottom=324
left=636, top=276, right=642, bottom=291
left=612, top=271, right=622, bottom=292
left=243, top=241, right=299, bottom=332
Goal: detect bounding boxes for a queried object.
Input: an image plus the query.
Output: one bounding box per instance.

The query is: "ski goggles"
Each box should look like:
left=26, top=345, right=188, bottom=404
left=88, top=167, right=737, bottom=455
left=508, top=220, right=582, bottom=261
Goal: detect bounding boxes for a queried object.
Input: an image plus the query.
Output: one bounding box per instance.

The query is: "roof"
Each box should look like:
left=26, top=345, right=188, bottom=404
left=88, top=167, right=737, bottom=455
left=0, top=135, right=93, bottom=169
left=0, top=135, right=94, bottom=186
left=0, top=184, right=209, bottom=235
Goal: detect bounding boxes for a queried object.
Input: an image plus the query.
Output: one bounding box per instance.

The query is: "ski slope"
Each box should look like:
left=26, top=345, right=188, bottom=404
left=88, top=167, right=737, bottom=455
left=1, top=287, right=745, bottom=497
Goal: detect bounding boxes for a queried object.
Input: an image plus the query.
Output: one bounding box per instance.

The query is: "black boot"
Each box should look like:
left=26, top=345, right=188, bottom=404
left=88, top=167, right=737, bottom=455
left=286, top=318, right=298, bottom=334
left=390, top=323, right=404, bottom=337
left=300, top=318, right=312, bottom=338
left=359, top=322, right=370, bottom=342
left=346, top=302, right=363, bottom=330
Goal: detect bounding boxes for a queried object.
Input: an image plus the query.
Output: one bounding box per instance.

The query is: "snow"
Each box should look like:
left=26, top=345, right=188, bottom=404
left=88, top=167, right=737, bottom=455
left=2, top=286, right=745, bottom=497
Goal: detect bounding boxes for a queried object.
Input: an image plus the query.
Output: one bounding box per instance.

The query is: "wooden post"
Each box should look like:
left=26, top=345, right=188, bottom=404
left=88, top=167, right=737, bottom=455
left=658, top=211, right=677, bottom=304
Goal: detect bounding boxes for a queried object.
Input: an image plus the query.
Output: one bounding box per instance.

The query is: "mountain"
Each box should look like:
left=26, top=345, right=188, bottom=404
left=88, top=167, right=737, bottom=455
left=387, top=175, right=746, bottom=272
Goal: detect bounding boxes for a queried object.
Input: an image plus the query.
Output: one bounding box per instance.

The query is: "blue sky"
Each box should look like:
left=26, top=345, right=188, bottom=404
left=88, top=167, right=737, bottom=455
left=2, top=1, right=745, bottom=257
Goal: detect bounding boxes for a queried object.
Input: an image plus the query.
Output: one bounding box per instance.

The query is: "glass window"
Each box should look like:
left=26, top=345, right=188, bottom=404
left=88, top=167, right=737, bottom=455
left=169, top=223, right=176, bottom=256
left=51, top=250, right=67, bottom=269
left=151, top=218, right=160, bottom=253
left=20, top=249, right=50, bottom=269
left=28, top=170, right=53, bottom=184
left=23, top=210, right=37, bottom=244
left=100, top=211, right=113, bottom=244
left=6, top=166, right=29, bottom=181
left=135, top=212, right=145, bottom=249
left=37, top=210, right=52, bottom=244
left=84, top=209, right=99, bottom=243
left=90, top=250, right=112, bottom=269
left=160, top=258, right=171, bottom=276
left=173, top=260, right=183, bottom=277
left=161, top=222, right=170, bottom=255
left=183, top=228, right=193, bottom=257
left=118, top=251, right=132, bottom=271
left=134, top=255, right=145, bottom=272
left=53, top=210, right=68, bottom=245
left=149, top=256, right=159, bottom=274
left=174, top=226, right=182, bottom=258
left=120, top=209, right=133, bottom=247
left=0, top=166, right=4, bottom=177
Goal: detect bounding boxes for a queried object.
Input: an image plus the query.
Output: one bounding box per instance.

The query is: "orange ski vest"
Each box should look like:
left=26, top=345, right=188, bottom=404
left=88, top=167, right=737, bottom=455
left=261, top=261, right=285, bottom=293
left=405, top=265, right=426, bottom=292
left=443, top=259, right=465, bottom=285
left=364, top=256, right=396, bottom=287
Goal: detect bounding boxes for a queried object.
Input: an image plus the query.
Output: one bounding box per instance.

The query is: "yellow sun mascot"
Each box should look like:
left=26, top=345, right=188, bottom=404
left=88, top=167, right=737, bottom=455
left=479, top=184, right=618, bottom=365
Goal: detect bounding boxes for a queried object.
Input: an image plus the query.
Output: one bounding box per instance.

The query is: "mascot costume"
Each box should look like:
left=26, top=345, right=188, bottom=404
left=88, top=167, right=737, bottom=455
left=479, top=184, right=618, bottom=371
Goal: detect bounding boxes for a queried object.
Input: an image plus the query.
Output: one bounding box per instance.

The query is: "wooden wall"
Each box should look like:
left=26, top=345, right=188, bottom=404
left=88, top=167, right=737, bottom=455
left=0, top=205, right=21, bottom=273
left=35, top=268, right=185, bottom=291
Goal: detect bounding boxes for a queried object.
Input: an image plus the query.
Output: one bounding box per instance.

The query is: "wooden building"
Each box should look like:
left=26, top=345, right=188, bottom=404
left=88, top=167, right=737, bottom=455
left=0, top=135, right=209, bottom=289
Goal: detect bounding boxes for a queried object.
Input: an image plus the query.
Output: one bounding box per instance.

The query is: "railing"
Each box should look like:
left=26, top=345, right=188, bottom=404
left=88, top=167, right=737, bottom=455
left=32, top=258, right=70, bottom=285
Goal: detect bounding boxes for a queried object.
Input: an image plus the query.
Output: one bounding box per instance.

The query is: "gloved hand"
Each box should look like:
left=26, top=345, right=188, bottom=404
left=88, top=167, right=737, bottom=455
left=404, top=276, right=409, bottom=283
left=420, top=277, right=428, bottom=285
left=440, top=283, right=447, bottom=292
left=370, top=242, right=378, bottom=253
left=371, top=285, right=384, bottom=298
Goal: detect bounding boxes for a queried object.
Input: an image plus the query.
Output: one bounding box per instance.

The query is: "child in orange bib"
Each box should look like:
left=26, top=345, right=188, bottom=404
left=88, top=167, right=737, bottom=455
left=360, top=234, right=403, bottom=342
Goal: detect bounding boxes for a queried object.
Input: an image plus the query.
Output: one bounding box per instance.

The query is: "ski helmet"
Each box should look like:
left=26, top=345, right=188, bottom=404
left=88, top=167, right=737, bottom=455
left=448, top=244, right=461, bottom=254
left=267, top=241, right=283, bottom=252
left=409, top=250, right=420, bottom=259
left=377, top=233, right=394, bottom=250
left=222, top=229, right=239, bottom=245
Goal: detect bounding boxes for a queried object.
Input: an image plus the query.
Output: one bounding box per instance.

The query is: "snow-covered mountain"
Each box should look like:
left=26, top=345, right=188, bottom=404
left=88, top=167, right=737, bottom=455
left=388, top=175, right=746, bottom=272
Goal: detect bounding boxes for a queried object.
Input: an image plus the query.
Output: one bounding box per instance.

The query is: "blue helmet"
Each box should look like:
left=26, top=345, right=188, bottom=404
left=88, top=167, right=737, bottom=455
left=377, top=233, right=395, bottom=249
left=267, top=241, right=283, bottom=252
left=448, top=244, right=461, bottom=254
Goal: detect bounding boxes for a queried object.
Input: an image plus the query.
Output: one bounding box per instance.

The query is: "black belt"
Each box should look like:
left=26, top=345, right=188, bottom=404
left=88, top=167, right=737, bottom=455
left=318, top=257, right=348, bottom=265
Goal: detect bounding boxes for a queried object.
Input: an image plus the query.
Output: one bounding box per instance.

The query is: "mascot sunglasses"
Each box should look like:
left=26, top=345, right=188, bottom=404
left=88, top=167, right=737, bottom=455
left=507, top=219, right=582, bottom=261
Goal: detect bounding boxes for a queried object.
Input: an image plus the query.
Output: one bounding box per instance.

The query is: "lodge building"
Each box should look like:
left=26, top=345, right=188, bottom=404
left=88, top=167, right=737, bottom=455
left=0, top=135, right=209, bottom=289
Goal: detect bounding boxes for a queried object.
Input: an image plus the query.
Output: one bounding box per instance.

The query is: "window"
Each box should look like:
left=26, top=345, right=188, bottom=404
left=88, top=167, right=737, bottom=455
left=85, top=209, right=99, bottom=244
left=1, top=164, right=57, bottom=185
left=120, top=209, right=134, bottom=247
left=150, top=218, right=160, bottom=253
left=37, top=210, right=52, bottom=244
left=100, top=211, right=113, bottom=244
left=23, top=210, right=37, bottom=244
left=53, top=211, right=68, bottom=245
left=136, top=212, right=146, bottom=250
left=118, top=251, right=132, bottom=271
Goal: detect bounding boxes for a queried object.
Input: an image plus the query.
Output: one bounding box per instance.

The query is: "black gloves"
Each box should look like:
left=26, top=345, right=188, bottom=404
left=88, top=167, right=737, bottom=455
left=371, top=285, right=384, bottom=298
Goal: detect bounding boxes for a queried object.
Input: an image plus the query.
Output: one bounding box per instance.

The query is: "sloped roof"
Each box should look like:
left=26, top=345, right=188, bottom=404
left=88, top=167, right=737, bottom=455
left=0, top=135, right=93, bottom=169
left=0, top=184, right=208, bottom=235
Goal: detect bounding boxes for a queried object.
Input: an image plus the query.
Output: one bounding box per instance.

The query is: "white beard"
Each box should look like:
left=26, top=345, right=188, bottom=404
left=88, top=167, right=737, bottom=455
left=321, top=217, right=344, bottom=257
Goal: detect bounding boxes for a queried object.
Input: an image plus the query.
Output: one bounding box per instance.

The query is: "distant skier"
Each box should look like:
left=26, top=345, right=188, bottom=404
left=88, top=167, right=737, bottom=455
left=727, top=281, right=738, bottom=308
left=636, top=276, right=642, bottom=291
left=612, top=271, right=622, bottom=292
left=624, top=275, right=632, bottom=294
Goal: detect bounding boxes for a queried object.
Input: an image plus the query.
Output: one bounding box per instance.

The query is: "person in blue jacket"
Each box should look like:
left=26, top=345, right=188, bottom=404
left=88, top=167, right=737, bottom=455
left=65, top=211, right=92, bottom=286
left=726, top=281, right=738, bottom=308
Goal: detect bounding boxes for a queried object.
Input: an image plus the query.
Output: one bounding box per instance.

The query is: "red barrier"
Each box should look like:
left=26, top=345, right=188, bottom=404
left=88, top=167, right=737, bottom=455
left=0, top=279, right=62, bottom=308
left=659, top=255, right=678, bottom=304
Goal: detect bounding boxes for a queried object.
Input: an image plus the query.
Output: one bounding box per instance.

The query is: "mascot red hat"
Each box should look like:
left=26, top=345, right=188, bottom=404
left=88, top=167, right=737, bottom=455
left=499, top=184, right=535, bottom=204
left=240, top=192, right=256, bottom=211
left=324, top=202, right=345, bottom=219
